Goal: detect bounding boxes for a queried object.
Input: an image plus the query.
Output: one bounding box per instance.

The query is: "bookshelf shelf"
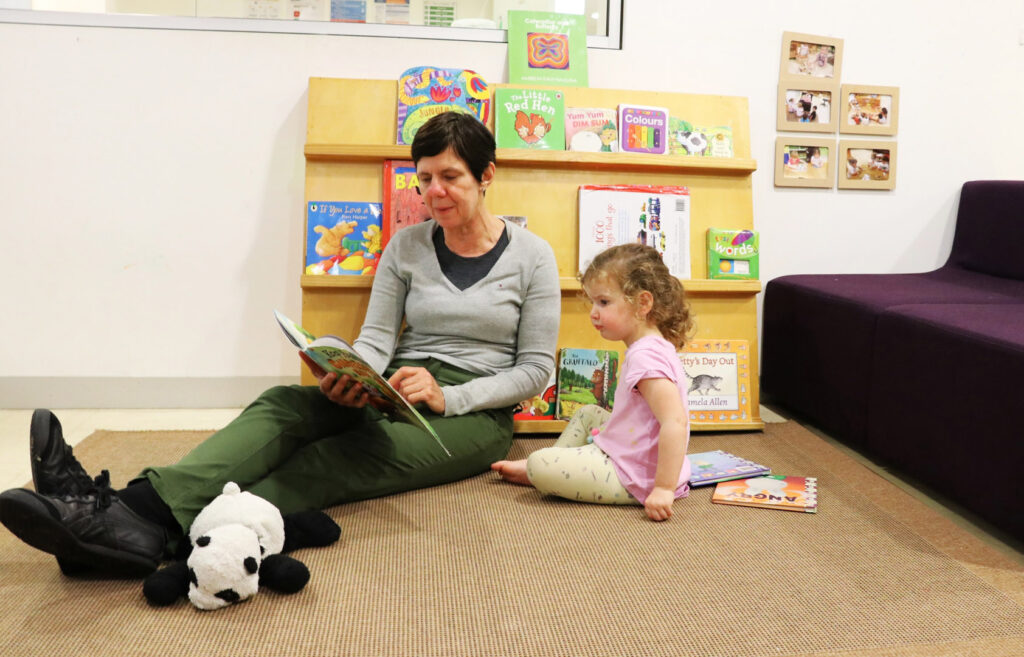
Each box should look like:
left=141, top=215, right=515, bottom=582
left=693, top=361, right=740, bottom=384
left=302, top=77, right=764, bottom=434
left=305, top=143, right=757, bottom=175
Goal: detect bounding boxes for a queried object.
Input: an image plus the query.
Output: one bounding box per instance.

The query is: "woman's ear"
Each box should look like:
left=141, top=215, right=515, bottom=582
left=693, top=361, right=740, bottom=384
left=480, top=162, right=496, bottom=191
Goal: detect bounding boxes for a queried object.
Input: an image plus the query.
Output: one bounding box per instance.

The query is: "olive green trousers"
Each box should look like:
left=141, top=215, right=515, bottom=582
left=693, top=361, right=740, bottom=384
left=141, top=358, right=514, bottom=535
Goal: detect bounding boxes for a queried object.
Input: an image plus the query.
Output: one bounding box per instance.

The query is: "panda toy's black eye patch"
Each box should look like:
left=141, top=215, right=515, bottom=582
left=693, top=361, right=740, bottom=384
left=195, top=535, right=211, bottom=547
left=244, top=557, right=259, bottom=574
left=215, top=589, right=241, bottom=603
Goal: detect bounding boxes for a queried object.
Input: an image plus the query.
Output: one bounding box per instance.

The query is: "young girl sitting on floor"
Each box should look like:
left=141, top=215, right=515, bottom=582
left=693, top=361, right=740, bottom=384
left=491, top=243, right=693, bottom=521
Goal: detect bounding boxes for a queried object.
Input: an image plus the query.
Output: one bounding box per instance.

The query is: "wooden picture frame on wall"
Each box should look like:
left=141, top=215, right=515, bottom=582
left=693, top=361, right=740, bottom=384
left=777, top=81, right=839, bottom=133
left=779, top=31, right=844, bottom=82
left=774, top=137, right=836, bottom=188
left=840, top=84, right=899, bottom=135
left=837, top=139, right=897, bottom=190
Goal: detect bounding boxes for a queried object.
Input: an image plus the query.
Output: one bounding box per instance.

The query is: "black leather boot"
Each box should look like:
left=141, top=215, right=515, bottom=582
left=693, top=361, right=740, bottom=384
left=0, top=473, right=166, bottom=579
left=30, top=409, right=95, bottom=497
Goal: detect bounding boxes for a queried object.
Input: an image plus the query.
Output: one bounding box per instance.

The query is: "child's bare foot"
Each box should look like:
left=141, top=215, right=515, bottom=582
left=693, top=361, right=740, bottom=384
left=490, top=459, right=531, bottom=486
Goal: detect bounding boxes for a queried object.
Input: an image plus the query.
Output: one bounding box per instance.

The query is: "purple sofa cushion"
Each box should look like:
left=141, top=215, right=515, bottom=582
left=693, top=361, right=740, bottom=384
left=947, top=180, right=1024, bottom=280
left=868, top=303, right=1024, bottom=540
left=770, top=268, right=1024, bottom=311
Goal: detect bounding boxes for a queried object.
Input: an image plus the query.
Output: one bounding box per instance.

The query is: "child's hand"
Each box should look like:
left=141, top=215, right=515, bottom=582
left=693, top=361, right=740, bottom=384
left=644, top=487, right=675, bottom=522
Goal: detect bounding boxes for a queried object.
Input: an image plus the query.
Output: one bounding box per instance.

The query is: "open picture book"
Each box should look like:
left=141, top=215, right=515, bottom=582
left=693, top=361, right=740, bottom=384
left=274, top=310, right=449, bottom=456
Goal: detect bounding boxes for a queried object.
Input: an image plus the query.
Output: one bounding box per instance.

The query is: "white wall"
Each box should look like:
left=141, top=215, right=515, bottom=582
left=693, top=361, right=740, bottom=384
left=1, top=1, right=1022, bottom=406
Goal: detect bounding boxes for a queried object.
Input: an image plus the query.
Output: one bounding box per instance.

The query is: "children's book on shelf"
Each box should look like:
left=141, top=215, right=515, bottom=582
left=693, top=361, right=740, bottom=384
left=506, top=10, right=589, bottom=87
left=494, top=87, right=566, bottom=150
left=381, top=160, right=431, bottom=250
left=688, top=450, right=771, bottom=487
left=330, top=0, right=367, bottom=22
left=618, top=104, right=669, bottom=155
left=707, top=228, right=759, bottom=280
left=564, top=107, right=618, bottom=152
left=274, top=310, right=449, bottom=455
left=711, top=475, right=818, bottom=513
left=305, top=201, right=383, bottom=276
left=514, top=369, right=557, bottom=421
left=667, top=118, right=735, bottom=157
left=577, top=185, right=691, bottom=278
left=555, top=348, right=619, bottom=420
left=395, top=66, right=491, bottom=145
left=679, top=339, right=753, bottom=425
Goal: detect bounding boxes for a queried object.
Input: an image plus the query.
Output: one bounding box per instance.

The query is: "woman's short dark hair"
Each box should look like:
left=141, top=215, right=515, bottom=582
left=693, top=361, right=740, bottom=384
left=411, top=111, right=495, bottom=182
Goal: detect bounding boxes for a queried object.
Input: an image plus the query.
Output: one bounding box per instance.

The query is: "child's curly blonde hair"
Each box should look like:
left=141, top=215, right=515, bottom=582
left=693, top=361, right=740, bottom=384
left=580, top=243, right=694, bottom=349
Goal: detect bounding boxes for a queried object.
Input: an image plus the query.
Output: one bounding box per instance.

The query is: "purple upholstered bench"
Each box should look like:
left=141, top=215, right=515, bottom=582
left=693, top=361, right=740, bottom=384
left=761, top=180, right=1024, bottom=540
left=867, top=303, right=1024, bottom=539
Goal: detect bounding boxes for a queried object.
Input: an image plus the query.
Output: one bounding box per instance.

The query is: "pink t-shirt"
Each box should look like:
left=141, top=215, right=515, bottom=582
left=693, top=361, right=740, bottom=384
left=593, top=335, right=691, bottom=503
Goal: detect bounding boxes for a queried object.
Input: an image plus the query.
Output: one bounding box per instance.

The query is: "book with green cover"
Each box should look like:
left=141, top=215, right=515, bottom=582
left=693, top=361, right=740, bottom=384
left=494, top=87, right=565, bottom=150
left=555, top=348, right=619, bottom=420
left=274, top=310, right=449, bottom=456
left=707, top=228, right=759, bottom=280
left=507, top=10, right=589, bottom=87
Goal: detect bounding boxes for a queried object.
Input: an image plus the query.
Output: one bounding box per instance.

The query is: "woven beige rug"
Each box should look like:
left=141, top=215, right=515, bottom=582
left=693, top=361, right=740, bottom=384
left=0, top=421, right=1022, bottom=657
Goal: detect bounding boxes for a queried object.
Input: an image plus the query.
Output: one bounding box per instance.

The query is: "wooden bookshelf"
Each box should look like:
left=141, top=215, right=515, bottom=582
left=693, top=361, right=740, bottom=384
left=303, top=77, right=764, bottom=433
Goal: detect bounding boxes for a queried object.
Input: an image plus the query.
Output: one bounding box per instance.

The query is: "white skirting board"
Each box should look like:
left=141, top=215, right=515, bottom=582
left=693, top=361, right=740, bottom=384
left=0, top=377, right=300, bottom=409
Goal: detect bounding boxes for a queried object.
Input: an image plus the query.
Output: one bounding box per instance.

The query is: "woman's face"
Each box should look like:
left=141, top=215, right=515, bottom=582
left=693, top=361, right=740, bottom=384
left=416, top=147, right=493, bottom=230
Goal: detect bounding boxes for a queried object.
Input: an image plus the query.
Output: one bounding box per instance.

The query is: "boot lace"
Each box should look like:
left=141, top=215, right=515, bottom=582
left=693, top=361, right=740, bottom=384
left=84, top=470, right=114, bottom=511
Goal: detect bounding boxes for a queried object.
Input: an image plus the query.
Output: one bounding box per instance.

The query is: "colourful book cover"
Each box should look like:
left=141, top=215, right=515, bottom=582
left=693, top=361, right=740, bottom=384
left=564, top=107, right=618, bottom=152
left=494, top=87, right=566, bottom=150
left=618, top=104, right=669, bottom=155
left=514, top=369, right=557, bottom=421
left=577, top=184, right=691, bottom=279
left=555, top=348, right=619, bottom=420
left=274, top=310, right=448, bottom=455
left=381, top=160, right=431, bottom=250
left=688, top=450, right=771, bottom=487
left=668, top=119, right=735, bottom=158
left=707, top=228, right=759, bottom=280
left=507, top=10, right=589, bottom=87
left=678, top=339, right=753, bottom=425
left=305, top=201, right=383, bottom=276
left=395, top=66, right=491, bottom=145
left=712, top=475, right=818, bottom=513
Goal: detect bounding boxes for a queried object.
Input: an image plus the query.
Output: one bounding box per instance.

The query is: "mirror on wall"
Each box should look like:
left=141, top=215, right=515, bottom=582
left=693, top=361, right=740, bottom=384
left=0, top=0, right=622, bottom=48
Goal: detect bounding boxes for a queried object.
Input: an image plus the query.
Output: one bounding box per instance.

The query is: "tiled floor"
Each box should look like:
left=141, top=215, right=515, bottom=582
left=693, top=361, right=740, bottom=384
left=0, top=404, right=1020, bottom=563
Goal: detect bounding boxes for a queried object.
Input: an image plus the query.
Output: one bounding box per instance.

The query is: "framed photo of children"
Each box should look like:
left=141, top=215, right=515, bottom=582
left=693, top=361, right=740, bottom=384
left=777, top=81, right=839, bottom=133
left=779, top=31, right=844, bottom=81
left=837, top=140, right=897, bottom=190
left=774, top=137, right=836, bottom=189
left=840, top=84, right=899, bottom=136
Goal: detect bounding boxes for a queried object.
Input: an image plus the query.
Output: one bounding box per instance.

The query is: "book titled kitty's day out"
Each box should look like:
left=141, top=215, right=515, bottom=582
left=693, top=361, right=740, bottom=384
left=678, top=339, right=753, bottom=426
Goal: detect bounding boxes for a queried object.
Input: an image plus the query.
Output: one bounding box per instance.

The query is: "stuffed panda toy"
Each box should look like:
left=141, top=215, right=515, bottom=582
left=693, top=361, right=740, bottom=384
left=143, top=482, right=340, bottom=611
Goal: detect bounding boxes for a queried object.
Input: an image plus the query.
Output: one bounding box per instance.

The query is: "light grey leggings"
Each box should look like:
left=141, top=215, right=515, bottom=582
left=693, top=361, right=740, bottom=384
left=526, top=405, right=640, bottom=505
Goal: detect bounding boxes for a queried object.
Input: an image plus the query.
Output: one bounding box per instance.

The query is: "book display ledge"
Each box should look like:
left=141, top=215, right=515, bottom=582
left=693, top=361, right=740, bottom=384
left=302, top=77, right=764, bottom=433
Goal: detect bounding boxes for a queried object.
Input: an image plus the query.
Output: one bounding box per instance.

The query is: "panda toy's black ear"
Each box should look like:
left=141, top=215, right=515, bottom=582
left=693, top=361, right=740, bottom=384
left=258, top=554, right=310, bottom=594
left=142, top=561, right=191, bottom=607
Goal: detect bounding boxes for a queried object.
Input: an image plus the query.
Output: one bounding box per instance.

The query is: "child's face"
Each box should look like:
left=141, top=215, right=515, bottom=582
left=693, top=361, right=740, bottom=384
left=583, top=275, right=646, bottom=345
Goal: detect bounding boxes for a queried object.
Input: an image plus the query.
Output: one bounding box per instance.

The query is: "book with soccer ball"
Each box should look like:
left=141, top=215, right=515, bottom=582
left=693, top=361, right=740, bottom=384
left=687, top=450, right=771, bottom=487
left=274, top=310, right=449, bottom=455
left=711, top=475, right=818, bottom=513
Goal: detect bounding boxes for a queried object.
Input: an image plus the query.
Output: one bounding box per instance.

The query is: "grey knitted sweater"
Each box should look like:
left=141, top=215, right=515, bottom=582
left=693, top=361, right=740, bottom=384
left=354, top=218, right=561, bottom=416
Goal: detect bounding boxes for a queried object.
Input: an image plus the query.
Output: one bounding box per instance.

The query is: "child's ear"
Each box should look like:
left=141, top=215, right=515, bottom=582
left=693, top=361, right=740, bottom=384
left=637, top=290, right=654, bottom=317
